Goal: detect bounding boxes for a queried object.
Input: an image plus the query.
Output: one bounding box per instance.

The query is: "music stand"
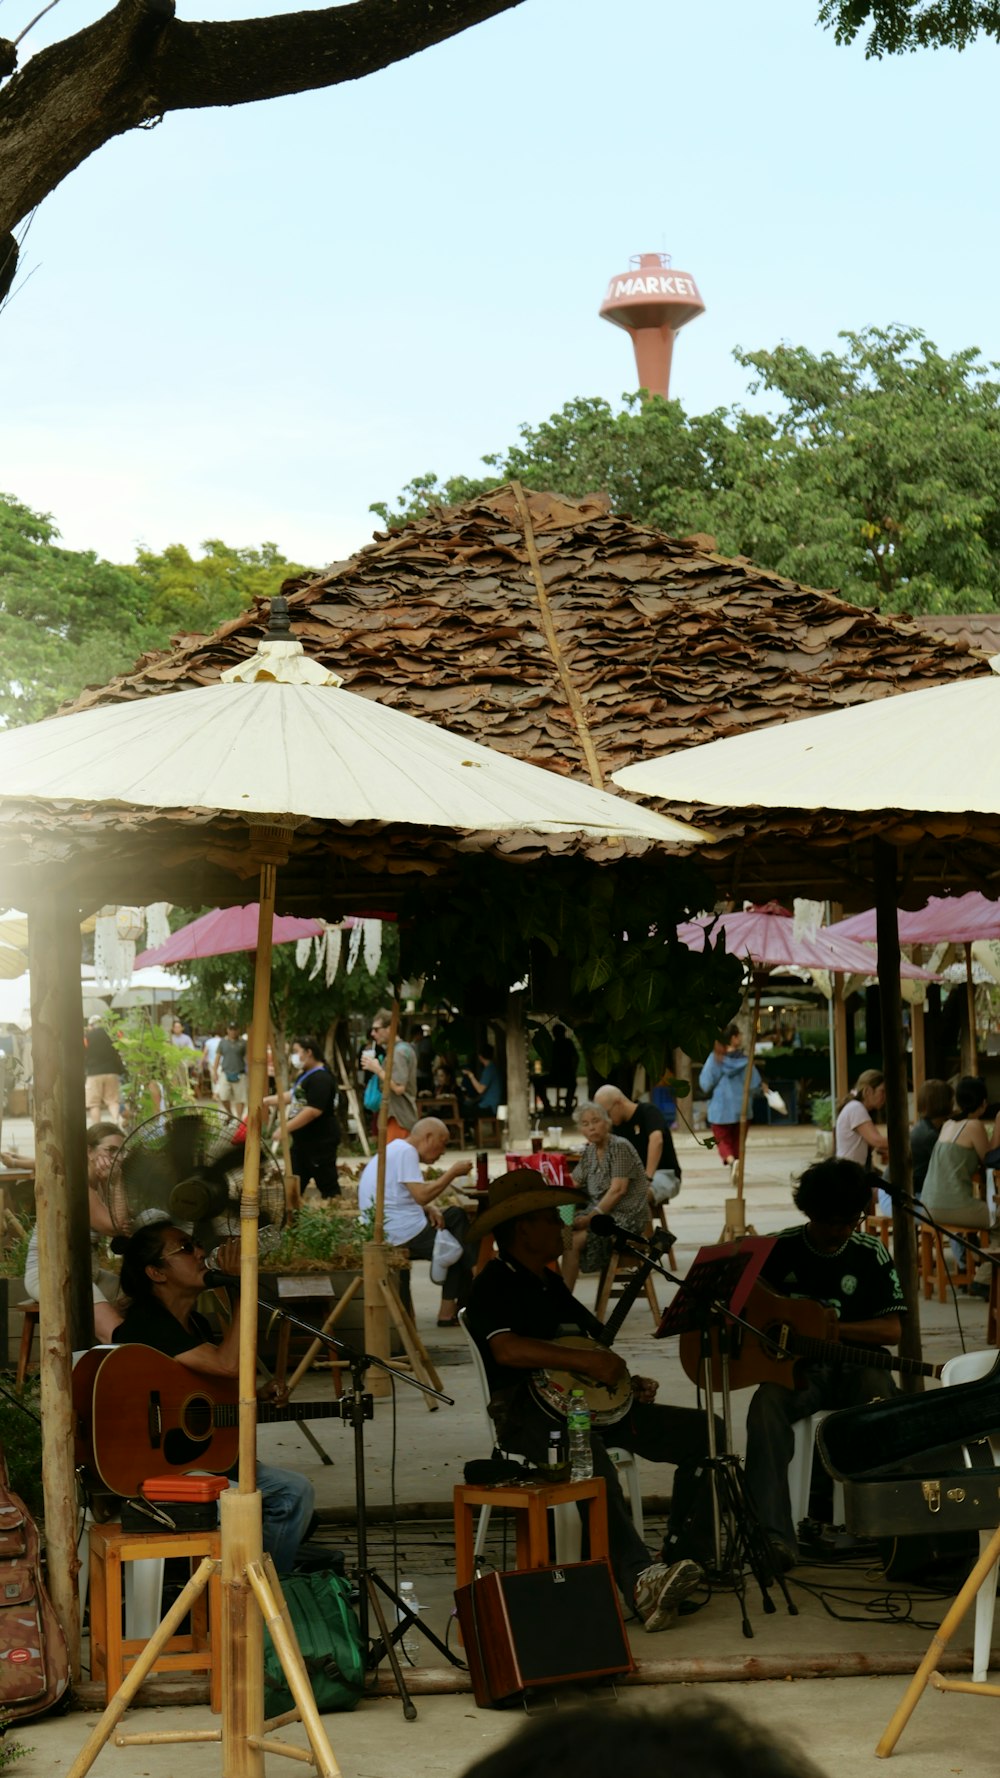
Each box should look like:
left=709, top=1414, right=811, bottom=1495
left=656, top=1238, right=796, bottom=1636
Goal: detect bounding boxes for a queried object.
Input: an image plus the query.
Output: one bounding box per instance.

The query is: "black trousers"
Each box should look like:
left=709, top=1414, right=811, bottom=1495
left=290, top=1138, right=339, bottom=1199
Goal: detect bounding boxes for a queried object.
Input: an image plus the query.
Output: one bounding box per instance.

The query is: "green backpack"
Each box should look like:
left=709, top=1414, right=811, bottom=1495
left=264, top=1571, right=366, bottom=1714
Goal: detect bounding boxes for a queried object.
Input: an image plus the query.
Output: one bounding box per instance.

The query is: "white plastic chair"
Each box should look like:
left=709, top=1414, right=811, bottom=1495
left=941, top=1349, right=1000, bottom=1684
left=457, top=1311, right=643, bottom=1554
left=788, top=1412, right=845, bottom=1531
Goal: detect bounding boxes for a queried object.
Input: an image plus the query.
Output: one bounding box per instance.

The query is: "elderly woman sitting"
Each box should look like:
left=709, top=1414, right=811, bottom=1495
left=563, top=1100, right=651, bottom=1290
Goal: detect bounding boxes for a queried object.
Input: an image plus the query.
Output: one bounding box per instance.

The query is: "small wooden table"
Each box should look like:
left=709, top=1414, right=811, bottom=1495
left=454, top=1476, right=608, bottom=1593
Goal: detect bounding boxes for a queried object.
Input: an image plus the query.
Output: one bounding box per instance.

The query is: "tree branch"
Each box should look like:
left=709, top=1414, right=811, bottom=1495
left=0, top=0, right=528, bottom=237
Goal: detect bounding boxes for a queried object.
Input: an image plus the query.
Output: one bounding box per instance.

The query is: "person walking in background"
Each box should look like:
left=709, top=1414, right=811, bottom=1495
left=84, top=1016, right=125, bottom=1124
left=213, top=1021, right=248, bottom=1120
left=361, top=1008, right=417, bottom=1141
left=699, top=1023, right=761, bottom=1174
left=835, top=1069, right=888, bottom=1172
left=593, top=1083, right=682, bottom=1205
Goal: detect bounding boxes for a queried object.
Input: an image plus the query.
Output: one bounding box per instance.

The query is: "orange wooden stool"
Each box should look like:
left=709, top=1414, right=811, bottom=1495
left=88, top=1522, right=222, bottom=1709
left=918, top=1223, right=978, bottom=1302
left=454, top=1475, right=608, bottom=1594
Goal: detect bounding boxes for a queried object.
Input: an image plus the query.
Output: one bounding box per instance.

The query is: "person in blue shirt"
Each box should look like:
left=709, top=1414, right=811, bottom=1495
left=699, top=1023, right=761, bottom=1172
left=460, top=1044, right=502, bottom=1122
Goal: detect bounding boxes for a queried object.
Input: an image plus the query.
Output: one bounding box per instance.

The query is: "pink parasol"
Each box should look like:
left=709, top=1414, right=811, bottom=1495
left=831, top=891, right=1000, bottom=946
left=677, top=902, right=935, bottom=979
left=134, top=903, right=327, bottom=967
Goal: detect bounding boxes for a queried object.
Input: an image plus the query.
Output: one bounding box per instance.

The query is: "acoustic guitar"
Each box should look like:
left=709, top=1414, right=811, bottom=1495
left=678, top=1280, right=942, bottom=1394
left=72, top=1344, right=344, bottom=1496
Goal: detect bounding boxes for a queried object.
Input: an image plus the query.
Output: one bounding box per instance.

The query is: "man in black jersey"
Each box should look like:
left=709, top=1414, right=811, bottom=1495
left=743, top=1157, right=905, bottom=1570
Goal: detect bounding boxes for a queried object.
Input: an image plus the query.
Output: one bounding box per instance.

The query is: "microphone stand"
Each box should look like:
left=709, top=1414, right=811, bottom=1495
left=250, top=1294, right=463, bottom=1722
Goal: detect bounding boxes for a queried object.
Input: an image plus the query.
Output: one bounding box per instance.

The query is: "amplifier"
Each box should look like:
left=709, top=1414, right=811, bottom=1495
left=454, top=1561, right=633, bottom=1708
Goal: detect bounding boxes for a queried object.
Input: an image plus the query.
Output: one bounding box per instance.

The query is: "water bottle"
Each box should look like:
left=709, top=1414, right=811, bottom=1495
left=566, top=1389, right=593, bottom=1482
left=397, top=1581, right=420, bottom=1660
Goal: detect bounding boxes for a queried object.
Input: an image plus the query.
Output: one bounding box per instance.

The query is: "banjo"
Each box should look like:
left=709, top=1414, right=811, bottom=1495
left=529, top=1332, right=636, bottom=1426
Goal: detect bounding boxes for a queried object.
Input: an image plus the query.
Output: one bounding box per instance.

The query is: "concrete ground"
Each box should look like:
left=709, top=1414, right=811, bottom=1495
left=10, top=1119, right=1000, bottom=1775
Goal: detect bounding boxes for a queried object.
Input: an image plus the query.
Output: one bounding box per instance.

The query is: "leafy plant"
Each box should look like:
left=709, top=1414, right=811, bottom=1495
left=262, top=1204, right=370, bottom=1272
left=0, top=1216, right=33, bottom=1281
left=104, top=1010, right=192, bottom=1123
left=811, top=1095, right=834, bottom=1131
left=0, top=1713, right=30, bottom=1770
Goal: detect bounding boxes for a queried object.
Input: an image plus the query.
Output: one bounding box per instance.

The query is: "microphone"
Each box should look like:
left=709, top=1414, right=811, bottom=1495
left=203, top=1268, right=242, bottom=1290
left=590, top=1214, right=644, bottom=1250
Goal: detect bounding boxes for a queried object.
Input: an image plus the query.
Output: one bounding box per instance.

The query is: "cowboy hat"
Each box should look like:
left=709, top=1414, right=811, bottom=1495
left=467, top=1168, right=583, bottom=1240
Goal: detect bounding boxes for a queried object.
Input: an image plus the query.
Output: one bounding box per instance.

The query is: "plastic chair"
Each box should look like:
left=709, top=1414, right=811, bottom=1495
left=941, top=1349, right=1000, bottom=1684
left=789, top=1412, right=845, bottom=1531
left=457, top=1311, right=643, bottom=1550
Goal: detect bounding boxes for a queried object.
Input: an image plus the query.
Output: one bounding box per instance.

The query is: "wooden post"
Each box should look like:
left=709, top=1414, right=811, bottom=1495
left=874, top=840, right=923, bottom=1380
left=221, top=1489, right=265, bottom=1778
left=724, top=984, right=761, bottom=1241
left=832, top=978, right=850, bottom=1109
left=911, top=947, right=926, bottom=1103
left=965, top=942, right=979, bottom=1077
left=505, top=986, right=530, bottom=1146
left=27, top=890, right=87, bottom=1679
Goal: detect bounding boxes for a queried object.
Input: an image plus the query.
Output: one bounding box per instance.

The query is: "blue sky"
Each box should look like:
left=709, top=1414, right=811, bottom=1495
left=2, top=0, right=998, bottom=567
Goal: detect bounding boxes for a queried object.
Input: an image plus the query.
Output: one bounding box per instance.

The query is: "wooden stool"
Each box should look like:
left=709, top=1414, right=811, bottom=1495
left=15, top=1301, right=38, bottom=1386
left=454, top=1476, right=608, bottom=1594
left=416, top=1094, right=463, bottom=1145
left=88, top=1522, right=222, bottom=1709
left=475, top=1116, right=502, bottom=1150
left=594, top=1226, right=661, bottom=1328
left=918, top=1223, right=978, bottom=1302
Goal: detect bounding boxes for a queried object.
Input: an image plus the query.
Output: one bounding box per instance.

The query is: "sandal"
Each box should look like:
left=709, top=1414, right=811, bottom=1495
left=436, top=1313, right=460, bottom=1327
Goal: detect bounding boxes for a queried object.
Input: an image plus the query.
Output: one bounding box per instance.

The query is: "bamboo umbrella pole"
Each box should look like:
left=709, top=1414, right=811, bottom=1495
left=965, top=941, right=979, bottom=1076
left=874, top=839, right=923, bottom=1376
left=364, top=999, right=399, bottom=1398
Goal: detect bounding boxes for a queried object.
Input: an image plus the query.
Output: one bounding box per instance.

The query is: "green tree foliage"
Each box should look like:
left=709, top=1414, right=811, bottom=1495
left=373, top=326, right=1000, bottom=616
left=0, top=496, right=314, bottom=726
left=172, top=915, right=399, bottom=1057
left=819, top=0, right=1000, bottom=54
left=399, top=856, right=744, bottom=1083
left=0, top=492, right=150, bottom=725
left=133, top=539, right=310, bottom=637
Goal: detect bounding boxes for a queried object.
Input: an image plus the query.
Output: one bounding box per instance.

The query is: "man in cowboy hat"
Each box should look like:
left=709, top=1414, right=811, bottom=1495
left=464, top=1172, right=718, bottom=1634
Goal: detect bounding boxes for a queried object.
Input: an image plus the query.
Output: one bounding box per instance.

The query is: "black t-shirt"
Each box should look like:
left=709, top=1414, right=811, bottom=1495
left=113, top=1297, right=215, bottom=1357
left=618, top=1102, right=681, bottom=1179
left=760, top=1226, right=906, bottom=1326
left=84, top=1027, right=124, bottom=1077
left=465, top=1256, right=604, bottom=1396
left=291, top=1065, right=339, bottom=1156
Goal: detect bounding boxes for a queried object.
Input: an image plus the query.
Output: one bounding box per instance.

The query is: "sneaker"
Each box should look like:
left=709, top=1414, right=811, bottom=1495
left=633, top=1559, right=704, bottom=1632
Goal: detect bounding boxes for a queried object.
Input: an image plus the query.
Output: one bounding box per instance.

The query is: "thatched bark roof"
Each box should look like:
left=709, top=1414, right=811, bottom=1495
left=61, top=484, right=994, bottom=902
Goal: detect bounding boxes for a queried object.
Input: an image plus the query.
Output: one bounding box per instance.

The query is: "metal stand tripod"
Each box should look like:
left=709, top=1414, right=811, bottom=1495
left=265, top=1299, right=466, bottom=1720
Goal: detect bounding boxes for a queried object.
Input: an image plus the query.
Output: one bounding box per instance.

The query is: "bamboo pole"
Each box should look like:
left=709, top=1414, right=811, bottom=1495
left=832, top=977, right=850, bottom=1108
left=27, top=891, right=84, bottom=1680
left=246, top=1561, right=342, bottom=1778
left=220, top=1488, right=265, bottom=1778
left=874, top=840, right=923, bottom=1379
left=333, top=1038, right=370, bottom=1158
left=505, top=985, right=530, bottom=1146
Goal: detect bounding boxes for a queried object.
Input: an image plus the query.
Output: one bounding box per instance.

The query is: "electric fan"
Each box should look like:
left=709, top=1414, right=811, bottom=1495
left=101, top=1103, right=288, bottom=1258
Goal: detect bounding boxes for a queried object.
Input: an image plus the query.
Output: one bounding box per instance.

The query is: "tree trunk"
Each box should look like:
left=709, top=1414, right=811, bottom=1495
left=505, top=987, right=530, bottom=1146
left=27, top=888, right=88, bottom=1679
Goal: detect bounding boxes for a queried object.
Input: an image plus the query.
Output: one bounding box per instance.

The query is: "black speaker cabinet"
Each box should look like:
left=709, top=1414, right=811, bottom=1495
left=454, top=1561, right=633, bottom=1707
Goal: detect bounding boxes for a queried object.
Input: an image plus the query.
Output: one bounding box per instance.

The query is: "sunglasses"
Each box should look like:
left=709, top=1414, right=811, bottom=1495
left=160, top=1239, right=198, bottom=1260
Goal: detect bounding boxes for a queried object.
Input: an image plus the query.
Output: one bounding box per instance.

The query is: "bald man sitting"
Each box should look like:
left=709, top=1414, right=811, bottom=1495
left=594, top=1086, right=682, bottom=1206
left=357, top=1117, right=475, bottom=1326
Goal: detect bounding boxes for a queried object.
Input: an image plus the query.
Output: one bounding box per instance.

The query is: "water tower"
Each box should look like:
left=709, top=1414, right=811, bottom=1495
left=599, top=252, right=704, bottom=399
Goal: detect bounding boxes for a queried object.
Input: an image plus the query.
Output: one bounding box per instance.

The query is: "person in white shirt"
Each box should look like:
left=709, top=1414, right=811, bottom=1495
left=835, top=1070, right=888, bottom=1171
left=357, top=1118, right=474, bottom=1326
